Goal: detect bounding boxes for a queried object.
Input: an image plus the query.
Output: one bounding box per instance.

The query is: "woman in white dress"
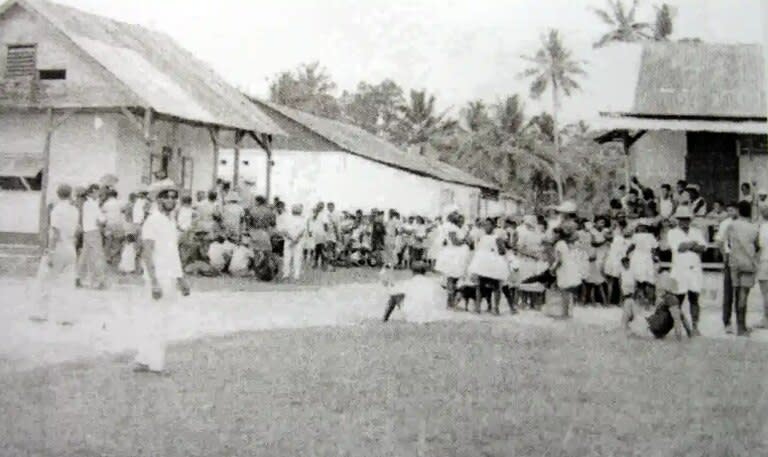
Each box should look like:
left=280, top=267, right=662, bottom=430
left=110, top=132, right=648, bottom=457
left=604, top=219, right=630, bottom=305
left=467, top=218, right=510, bottom=314
left=628, top=221, right=658, bottom=306
left=551, top=223, right=582, bottom=318
left=515, top=215, right=548, bottom=308
left=435, top=209, right=471, bottom=309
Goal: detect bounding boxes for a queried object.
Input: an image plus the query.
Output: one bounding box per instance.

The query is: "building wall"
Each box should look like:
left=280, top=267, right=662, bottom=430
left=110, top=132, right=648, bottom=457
left=0, top=111, right=118, bottom=233
left=739, top=153, right=768, bottom=194
left=629, top=130, right=687, bottom=190
left=115, top=117, right=219, bottom=197
left=0, top=3, right=129, bottom=107
left=218, top=148, right=481, bottom=218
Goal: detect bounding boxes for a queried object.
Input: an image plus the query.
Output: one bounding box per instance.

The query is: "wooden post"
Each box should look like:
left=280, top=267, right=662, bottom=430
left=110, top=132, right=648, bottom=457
left=623, top=133, right=631, bottom=190
left=262, top=133, right=273, bottom=202
left=143, top=108, right=154, bottom=184
left=208, top=127, right=220, bottom=190
left=39, top=108, right=54, bottom=249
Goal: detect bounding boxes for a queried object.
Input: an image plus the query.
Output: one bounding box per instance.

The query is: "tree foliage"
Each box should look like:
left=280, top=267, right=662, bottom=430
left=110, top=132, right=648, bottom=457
left=268, top=62, right=342, bottom=119
left=653, top=3, right=674, bottom=41
left=592, top=0, right=652, bottom=48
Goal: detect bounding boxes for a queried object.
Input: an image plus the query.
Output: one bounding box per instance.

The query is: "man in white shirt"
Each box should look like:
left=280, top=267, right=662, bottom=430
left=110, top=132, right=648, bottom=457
left=132, top=188, right=149, bottom=228
left=280, top=204, right=307, bottom=280
left=101, top=189, right=125, bottom=267
left=715, top=202, right=738, bottom=330
left=659, top=184, right=675, bottom=219
left=667, top=206, right=707, bottom=336
left=324, top=202, right=341, bottom=270
left=76, top=184, right=107, bottom=289
left=134, top=179, right=190, bottom=374
left=33, top=184, right=80, bottom=324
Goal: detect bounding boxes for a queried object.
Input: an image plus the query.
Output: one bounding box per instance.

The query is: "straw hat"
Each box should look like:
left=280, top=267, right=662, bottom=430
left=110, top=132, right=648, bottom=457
left=552, top=200, right=578, bottom=214
left=225, top=192, right=241, bottom=203
left=99, top=173, right=119, bottom=187
left=673, top=206, right=693, bottom=220
left=148, top=179, right=178, bottom=199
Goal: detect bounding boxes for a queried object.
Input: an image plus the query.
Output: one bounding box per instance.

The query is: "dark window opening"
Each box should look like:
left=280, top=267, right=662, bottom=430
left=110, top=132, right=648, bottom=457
left=0, top=171, right=42, bottom=191
left=5, top=44, right=37, bottom=78
left=242, top=160, right=249, bottom=166
left=221, top=159, right=228, bottom=165
left=39, top=69, right=66, bottom=80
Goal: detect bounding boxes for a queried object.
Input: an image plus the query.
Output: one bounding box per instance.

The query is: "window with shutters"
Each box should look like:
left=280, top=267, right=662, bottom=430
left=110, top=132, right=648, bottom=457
left=5, top=44, right=37, bottom=79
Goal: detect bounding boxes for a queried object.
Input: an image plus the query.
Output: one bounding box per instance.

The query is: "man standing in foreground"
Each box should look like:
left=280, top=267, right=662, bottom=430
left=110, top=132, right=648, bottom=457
left=667, top=207, right=707, bottom=336
left=715, top=202, right=738, bottom=333
left=76, top=184, right=107, bottom=289
left=33, top=184, right=80, bottom=325
left=134, top=179, right=190, bottom=374
left=723, top=201, right=759, bottom=336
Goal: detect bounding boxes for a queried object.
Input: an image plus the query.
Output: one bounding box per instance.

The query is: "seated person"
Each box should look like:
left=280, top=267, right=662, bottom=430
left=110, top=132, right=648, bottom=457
left=229, top=236, right=255, bottom=277
left=208, top=235, right=237, bottom=273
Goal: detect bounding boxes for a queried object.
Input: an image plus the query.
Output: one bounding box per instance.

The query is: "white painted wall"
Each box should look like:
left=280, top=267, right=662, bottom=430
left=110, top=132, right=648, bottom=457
left=0, top=111, right=118, bottom=233
left=739, top=153, right=768, bottom=193
left=629, top=130, right=687, bottom=190
left=219, top=148, right=482, bottom=218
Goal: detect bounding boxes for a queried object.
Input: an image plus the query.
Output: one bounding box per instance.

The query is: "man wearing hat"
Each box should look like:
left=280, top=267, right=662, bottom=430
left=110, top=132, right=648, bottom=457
left=221, top=192, right=245, bottom=239
left=545, top=200, right=577, bottom=242
left=134, top=179, right=190, bottom=374
left=666, top=206, right=707, bottom=336
left=279, top=204, right=307, bottom=281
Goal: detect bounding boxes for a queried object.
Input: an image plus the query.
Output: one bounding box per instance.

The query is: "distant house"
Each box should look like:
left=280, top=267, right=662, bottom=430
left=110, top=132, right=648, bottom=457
left=219, top=101, right=500, bottom=219
left=595, top=42, right=767, bottom=206
left=0, top=0, right=281, bottom=243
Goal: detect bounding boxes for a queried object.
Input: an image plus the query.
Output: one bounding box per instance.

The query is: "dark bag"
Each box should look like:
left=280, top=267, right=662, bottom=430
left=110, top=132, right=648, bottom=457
left=646, top=305, right=674, bottom=339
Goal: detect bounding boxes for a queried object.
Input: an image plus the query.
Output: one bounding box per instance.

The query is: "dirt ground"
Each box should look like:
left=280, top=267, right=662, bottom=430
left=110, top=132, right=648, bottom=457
left=0, top=320, right=766, bottom=457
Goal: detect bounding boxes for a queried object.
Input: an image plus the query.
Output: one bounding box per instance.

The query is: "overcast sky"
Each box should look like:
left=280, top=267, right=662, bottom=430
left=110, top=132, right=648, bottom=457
left=54, top=0, right=766, bottom=122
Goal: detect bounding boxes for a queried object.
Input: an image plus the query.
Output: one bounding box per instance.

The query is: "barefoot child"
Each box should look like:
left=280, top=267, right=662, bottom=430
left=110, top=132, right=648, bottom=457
left=620, top=256, right=638, bottom=333
left=550, top=224, right=581, bottom=319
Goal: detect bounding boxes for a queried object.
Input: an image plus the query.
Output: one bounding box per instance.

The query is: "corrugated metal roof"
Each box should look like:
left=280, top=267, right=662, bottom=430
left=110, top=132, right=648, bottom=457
left=3, top=0, right=283, bottom=134
left=255, top=100, right=497, bottom=190
left=594, top=115, right=768, bottom=134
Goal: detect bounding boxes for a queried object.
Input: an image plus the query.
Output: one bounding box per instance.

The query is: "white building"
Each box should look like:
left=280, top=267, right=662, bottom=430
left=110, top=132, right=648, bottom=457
left=0, top=0, right=281, bottom=244
left=219, top=101, right=500, bottom=219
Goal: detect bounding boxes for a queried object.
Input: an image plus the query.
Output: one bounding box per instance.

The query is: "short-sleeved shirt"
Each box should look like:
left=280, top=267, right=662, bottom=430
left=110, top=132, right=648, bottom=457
left=141, top=210, right=183, bottom=280
left=50, top=200, right=79, bottom=242
left=132, top=198, right=148, bottom=225
left=759, top=223, right=768, bottom=262
left=176, top=206, right=195, bottom=232
left=715, top=217, right=734, bottom=254
left=659, top=198, right=675, bottom=219
left=81, top=198, right=105, bottom=232
left=247, top=205, right=276, bottom=230
left=101, top=198, right=125, bottom=228
left=222, top=204, right=244, bottom=233
left=229, top=246, right=254, bottom=274
left=725, top=219, right=759, bottom=271
left=281, top=214, right=306, bottom=241
left=620, top=268, right=636, bottom=296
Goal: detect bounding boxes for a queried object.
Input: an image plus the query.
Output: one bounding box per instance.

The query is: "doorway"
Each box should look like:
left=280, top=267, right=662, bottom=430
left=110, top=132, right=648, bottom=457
left=686, top=132, right=739, bottom=206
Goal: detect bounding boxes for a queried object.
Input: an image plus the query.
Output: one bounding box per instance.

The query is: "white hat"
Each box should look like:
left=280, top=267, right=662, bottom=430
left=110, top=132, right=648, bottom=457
left=443, top=204, right=460, bottom=217
left=674, top=206, right=693, bottom=219
left=225, top=192, right=241, bottom=203
left=523, top=215, right=537, bottom=227
left=758, top=188, right=767, bottom=196
left=148, top=179, right=178, bottom=199
left=553, top=200, right=578, bottom=214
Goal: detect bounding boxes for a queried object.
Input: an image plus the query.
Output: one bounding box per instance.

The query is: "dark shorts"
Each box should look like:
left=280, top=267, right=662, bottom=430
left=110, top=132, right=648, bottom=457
left=478, top=276, right=501, bottom=290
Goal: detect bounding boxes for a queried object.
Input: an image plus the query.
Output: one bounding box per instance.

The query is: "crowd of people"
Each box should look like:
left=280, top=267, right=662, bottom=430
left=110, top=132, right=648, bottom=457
left=34, top=173, right=768, bottom=373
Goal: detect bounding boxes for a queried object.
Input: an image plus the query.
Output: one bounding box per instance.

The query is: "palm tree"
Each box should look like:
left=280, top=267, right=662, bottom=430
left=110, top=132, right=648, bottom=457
left=592, top=0, right=652, bottom=48
left=519, top=29, right=586, bottom=201
left=397, top=89, right=456, bottom=154
left=652, top=3, right=674, bottom=41
left=493, top=94, right=525, bottom=137
left=461, top=100, right=492, bottom=133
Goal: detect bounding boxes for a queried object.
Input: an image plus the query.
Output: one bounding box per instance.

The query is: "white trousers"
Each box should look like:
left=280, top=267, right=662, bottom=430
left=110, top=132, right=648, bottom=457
left=282, top=240, right=303, bottom=279
left=37, top=241, right=77, bottom=322
left=134, top=278, right=178, bottom=371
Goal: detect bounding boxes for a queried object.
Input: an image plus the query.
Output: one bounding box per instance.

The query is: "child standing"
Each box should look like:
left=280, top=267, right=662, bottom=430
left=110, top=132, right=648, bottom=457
left=118, top=233, right=138, bottom=274
left=619, top=257, right=638, bottom=333
left=551, top=224, right=581, bottom=319
left=467, top=218, right=510, bottom=314
left=382, top=262, right=443, bottom=323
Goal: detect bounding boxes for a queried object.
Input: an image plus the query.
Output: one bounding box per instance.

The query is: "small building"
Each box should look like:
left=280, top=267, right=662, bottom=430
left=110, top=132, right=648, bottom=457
left=0, top=0, right=282, bottom=244
left=595, top=42, right=767, bottom=205
left=218, top=101, right=500, bottom=219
